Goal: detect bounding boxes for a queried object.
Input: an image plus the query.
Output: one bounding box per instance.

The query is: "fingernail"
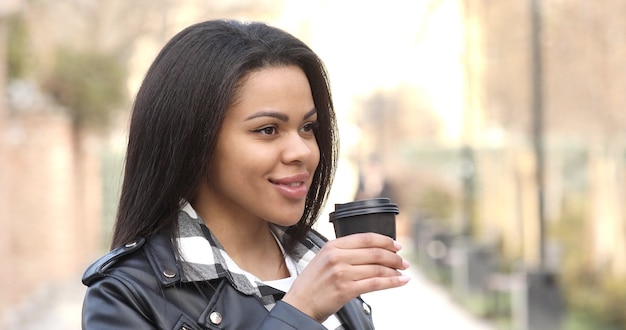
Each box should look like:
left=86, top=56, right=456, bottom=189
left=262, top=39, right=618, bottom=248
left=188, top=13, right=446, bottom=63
left=402, top=258, right=410, bottom=269
left=399, top=275, right=411, bottom=283
left=393, top=240, right=403, bottom=250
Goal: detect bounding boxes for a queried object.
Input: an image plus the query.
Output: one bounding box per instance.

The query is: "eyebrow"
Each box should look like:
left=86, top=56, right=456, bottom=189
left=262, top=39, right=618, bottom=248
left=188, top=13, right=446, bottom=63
left=245, top=108, right=317, bottom=122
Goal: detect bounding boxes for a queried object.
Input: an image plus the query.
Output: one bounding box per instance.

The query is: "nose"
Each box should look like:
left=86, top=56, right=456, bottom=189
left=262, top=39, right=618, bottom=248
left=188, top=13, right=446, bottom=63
left=281, top=132, right=316, bottom=164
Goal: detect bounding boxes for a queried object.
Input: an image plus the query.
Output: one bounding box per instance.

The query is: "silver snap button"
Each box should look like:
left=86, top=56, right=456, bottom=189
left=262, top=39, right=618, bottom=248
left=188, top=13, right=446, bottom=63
left=362, top=302, right=371, bottom=315
left=209, top=311, right=222, bottom=325
left=162, top=269, right=176, bottom=278
left=125, top=241, right=137, bottom=248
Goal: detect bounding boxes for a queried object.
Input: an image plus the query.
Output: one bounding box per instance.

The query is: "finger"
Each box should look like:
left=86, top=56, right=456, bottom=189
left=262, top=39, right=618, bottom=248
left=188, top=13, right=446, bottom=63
left=350, top=274, right=411, bottom=295
left=330, top=232, right=401, bottom=251
left=345, top=264, right=405, bottom=281
left=333, top=248, right=409, bottom=270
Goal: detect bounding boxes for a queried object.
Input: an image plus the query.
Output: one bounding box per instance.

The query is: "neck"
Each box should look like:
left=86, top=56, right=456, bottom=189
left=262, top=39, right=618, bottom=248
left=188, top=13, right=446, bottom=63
left=220, top=224, right=289, bottom=281
left=191, top=201, right=288, bottom=280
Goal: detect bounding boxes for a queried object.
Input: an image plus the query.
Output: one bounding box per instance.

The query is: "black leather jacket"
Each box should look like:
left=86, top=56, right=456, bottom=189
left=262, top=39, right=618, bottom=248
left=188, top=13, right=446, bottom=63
left=82, top=232, right=376, bottom=329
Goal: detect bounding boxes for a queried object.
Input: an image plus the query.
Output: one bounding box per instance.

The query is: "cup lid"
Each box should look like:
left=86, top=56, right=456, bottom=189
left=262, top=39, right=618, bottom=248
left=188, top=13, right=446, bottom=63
left=329, top=198, right=399, bottom=221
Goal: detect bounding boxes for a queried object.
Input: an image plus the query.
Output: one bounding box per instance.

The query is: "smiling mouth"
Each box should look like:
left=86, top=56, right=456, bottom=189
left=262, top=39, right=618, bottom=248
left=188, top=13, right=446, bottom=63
left=270, top=180, right=304, bottom=187
left=269, top=175, right=310, bottom=200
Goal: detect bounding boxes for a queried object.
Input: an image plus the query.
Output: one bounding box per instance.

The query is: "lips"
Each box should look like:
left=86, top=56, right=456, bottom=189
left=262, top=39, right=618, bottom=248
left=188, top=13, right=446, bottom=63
left=270, top=173, right=310, bottom=200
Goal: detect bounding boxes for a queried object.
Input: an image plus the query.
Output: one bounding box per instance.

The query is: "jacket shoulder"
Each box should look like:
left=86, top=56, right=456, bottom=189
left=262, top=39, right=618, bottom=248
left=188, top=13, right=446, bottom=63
left=82, top=237, right=146, bottom=286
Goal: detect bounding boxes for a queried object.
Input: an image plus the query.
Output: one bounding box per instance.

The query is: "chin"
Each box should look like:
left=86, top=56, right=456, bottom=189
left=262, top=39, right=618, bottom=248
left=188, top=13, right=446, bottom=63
left=271, top=218, right=302, bottom=227
left=268, top=212, right=304, bottom=227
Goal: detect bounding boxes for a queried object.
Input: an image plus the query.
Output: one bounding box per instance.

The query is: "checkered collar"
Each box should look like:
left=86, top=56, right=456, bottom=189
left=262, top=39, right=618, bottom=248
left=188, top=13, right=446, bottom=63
left=174, top=202, right=323, bottom=306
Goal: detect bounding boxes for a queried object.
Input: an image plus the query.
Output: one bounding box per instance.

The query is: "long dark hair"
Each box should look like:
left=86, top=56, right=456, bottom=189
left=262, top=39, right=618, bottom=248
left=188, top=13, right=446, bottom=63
left=111, top=20, right=338, bottom=253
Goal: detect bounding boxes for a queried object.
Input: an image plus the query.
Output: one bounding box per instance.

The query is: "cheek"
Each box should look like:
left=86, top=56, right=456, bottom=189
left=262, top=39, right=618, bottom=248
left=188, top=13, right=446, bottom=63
left=210, top=140, right=247, bottom=179
left=218, top=144, right=258, bottom=173
left=209, top=146, right=262, bottom=198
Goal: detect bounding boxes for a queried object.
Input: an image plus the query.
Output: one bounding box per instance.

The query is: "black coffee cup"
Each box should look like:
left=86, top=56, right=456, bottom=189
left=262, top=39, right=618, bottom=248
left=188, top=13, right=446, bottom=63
left=329, top=198, right=399, bottom=240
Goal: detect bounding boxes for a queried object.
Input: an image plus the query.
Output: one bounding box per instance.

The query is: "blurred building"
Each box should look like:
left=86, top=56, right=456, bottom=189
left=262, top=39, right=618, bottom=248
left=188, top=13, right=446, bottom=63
left=0, top=0, right=22, bottom=316
left=0, top=0, right=104, bottom=320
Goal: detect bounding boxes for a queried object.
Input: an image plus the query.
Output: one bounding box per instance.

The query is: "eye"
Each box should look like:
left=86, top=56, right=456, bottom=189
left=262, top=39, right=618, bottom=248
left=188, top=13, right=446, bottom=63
left=253, top=125, right=278, bottom=135
left=301, top=121, right=319, bottom=134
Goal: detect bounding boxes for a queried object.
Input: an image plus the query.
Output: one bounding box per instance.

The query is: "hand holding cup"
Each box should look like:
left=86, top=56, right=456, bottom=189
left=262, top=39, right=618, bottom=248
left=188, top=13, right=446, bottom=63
left=282, top=198, right=408, bottom=322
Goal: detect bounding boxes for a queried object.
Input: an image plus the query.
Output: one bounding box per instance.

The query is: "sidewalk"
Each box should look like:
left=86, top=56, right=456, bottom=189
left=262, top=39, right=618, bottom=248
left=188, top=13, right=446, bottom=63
left=3, top=240, right=495, bottom=330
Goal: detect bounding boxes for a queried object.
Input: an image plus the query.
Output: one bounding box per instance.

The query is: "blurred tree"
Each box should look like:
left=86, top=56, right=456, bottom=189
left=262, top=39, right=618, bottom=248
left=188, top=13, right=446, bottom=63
left=43, top=48, right=126, bottom=132
left=6, top=0, right=169, bottom=131
left=6, top=14, right=32, bottom=79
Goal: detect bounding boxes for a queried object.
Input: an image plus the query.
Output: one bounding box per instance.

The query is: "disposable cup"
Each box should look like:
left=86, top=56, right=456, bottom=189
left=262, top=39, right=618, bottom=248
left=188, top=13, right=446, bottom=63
left=329, top=198, right=399, bottom=239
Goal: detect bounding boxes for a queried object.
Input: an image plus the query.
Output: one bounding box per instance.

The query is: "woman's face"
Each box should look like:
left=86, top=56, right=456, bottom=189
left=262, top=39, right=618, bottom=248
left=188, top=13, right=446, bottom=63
left=201, top=65, right=320, bottom=227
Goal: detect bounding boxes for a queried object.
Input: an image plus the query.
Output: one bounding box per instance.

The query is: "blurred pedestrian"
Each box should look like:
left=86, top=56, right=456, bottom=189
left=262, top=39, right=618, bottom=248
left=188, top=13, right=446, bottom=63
left=354, top=154, right=396, bottom=201
left=81, top=19, right=409, bottom=329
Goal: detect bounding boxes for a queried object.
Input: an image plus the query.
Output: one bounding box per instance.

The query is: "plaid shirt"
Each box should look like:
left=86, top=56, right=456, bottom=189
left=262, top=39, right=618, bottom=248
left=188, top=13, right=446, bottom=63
left=175, top=203, right=345, bottom=329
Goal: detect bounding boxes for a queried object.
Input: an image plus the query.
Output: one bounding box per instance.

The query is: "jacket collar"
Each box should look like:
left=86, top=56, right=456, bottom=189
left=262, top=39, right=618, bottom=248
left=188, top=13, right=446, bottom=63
left=173, top=202, right=324, bottom=307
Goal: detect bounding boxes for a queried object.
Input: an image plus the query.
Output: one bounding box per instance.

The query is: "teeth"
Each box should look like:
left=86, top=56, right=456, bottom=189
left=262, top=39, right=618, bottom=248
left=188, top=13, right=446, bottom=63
left=270, top=179, right=304, bottom=187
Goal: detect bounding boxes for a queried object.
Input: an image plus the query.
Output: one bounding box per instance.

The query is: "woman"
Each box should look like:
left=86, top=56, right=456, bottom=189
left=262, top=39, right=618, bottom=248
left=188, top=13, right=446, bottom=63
left=82, top=19, right=410, bottom=329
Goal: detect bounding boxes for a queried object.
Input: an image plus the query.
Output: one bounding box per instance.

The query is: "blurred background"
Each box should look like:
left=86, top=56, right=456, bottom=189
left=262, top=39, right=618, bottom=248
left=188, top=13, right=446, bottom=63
left=1, top=0, right=626, bottom=329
